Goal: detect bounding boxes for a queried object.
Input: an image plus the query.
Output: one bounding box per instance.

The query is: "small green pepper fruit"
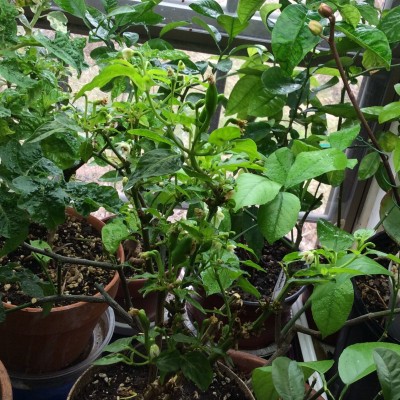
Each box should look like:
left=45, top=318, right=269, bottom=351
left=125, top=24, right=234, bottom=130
left=308, top=20, right=323, bottom=36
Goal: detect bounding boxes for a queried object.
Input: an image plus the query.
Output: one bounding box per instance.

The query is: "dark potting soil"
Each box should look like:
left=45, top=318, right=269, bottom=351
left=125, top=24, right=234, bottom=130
left=236, top=240, right=301, bottom=302
left=75, top=363, right=248, bottom=400
left=0, top=214, right=115, bottom=306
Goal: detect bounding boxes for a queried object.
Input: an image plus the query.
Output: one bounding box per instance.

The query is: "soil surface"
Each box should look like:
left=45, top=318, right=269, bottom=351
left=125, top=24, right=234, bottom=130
left=0, top=214, right=115, bottom=306
left=236, top=240, right=301, bottom=302
left=74, top=363, right=249, bottom=400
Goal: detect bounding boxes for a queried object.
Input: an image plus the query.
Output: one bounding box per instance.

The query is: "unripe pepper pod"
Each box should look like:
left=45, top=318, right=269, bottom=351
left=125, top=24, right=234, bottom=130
left=308, top=20, right=323, bottom=36
left=318, top=3, right=333, bottom=18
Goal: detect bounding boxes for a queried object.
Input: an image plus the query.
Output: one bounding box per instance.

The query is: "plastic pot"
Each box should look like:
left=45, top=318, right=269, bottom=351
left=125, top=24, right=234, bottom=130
left=10, top=307, right=115, bottom=400
left=0, top=209, right=123, bottom=374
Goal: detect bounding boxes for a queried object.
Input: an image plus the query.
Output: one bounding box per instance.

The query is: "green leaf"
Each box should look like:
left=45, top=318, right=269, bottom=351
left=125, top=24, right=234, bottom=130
left=252, top=366, right=279, bottom=400
left=272, top=357, right=305, bottom=400
left=340, top=5, right=361, bottom=28
left=393, top=140, right=400, bottom=173
left=53, top=0, right=87, bottom=19
left=191, top=16, right=222, bottom=44
left=102, top=336, right=133, bottom=354
left=260, top=3, right=282, bottom=30
left=378, top=6, right=400, bottom=43
left=311, top=275, right=354, bottom=338
left=285, top=148, right=351, bottom=188
left=328, top=124, right=360, bottom=151
left=125, top=149, right=183, bottom=189
left=357, top=3, right=379, bottom=26
left=217, top=15, right=249, bottom=41
left=30, top=240, right=52, bottom=265
left=380, top=192, right=400, bottom=244
left=320, top=103, right=358, bottom=118
left=336, top=254, right=392, bottom=276
left=231, top=139, right=259, bottom=161
left=127, top=128, right=175, bottom=146
left=102, top=218, right=130, bottom=254
left=373, top=348, right=400, bottom=400
left=238, top=0, right=265, bottom=22
left=209, top=126, right=241, bottom=145
left=226, top=75, right=261, bottom=116
left=258, top=192, right=300, bottom=243
left=265, top=148, right=294, bottom=185
left=46, top=11, right=68, bottom=33
left=378, top=102, right=400, bottom=124
left=358, top=152, right=380, bottom=180
left=181, top=351, right=213, bottom=391
left=76, top=60, right=153, bottom=98
left=339, top=342, right=400, bottom=385
left=159, top=21, right=190, bottom=37
left=261, top=67, right=302, bottom=95
left=335, top=22, right=391, bottom=70
left=232, top=173, right=282, bottom=212
left=271, top=4, right=319, bottom=74
left=248, top=90, right=286, bottom=118
left=189, top=0, right=224, bottom=19
left=317, top=220, right=354, bottom=251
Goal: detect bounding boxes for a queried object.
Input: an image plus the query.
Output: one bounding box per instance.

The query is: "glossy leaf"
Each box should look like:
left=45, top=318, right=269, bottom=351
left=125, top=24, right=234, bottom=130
left=238, top=0, right=265, bottom=22
left=271, top=4, right=319, bottom=74
left=191, top=16, right=222, bottom=44
left=189, top=0, right=224, bottom=19
left=272, top=357, right=305, bottom=400
left=208, top=126, right=241, bottom=145
left=248, top=90, right=286, bottom=117
left=378, top=101, right=400, bottom=123
left=378, top=6, right=400, bottom=43
left=320, top=103, right=358, bottom=118
left=231, top=139, right=259, bottom=161
left=258, top=192, right=300, bottom=243
left=358, top=151, right=380, bottom=180
left=374, top=348, right=400, bottom=400
left=260, top=3, right=281, bottom=30
left=53, top=0, right=87, bottom=19
left=317, top=220, right=354, bottom=251
left=232, top=173, right=282, bottom=212
left=340, top=5, right=361, bottom=28
left=285, top=148, right=351, bottom=188
left=336, top=254, right=392, bottom=276
left=159, top=21, right=190, bottom=37
left=335, top=22, right=391, bottom=69
left=125, top=149, right=183, bottom=189
left=393, top=140, right=400, bottom=173
left=265, top=148, right=294, bottom=185
left=311, top=275, right=354, bottom=338
left=261, top=67, right=302, bottom=95
left=339, top=343, right=400, bottom=385
left=380, top=192, right=400, bottom=244
left=328, top=124, right=360, bottom=151
left=217, top=15, right=249, bottom=41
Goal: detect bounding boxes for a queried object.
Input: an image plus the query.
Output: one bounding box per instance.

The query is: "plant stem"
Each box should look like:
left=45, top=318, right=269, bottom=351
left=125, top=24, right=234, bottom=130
left=325, top=15, right=400, bottom=207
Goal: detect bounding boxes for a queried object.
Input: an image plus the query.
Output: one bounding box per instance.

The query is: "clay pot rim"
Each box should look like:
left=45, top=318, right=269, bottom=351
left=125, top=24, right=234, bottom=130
left=242, top=284, right=306, bottom=306
left=1, top=208, right=123, bottom=314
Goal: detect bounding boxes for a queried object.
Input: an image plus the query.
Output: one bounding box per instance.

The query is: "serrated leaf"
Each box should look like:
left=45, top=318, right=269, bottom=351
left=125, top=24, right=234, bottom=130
left=335, top=22, right=391, bottom=70
left=232, top=173, right=282, bottom=211
left=311, top=275, right=354, bottom=338
left=358, top=151, right=380, bottom=180
left=258, top=192, right=300, bottom=243
left=317, top=220, right=354, bottom=251
left=271, top=4, right=319, bottom=74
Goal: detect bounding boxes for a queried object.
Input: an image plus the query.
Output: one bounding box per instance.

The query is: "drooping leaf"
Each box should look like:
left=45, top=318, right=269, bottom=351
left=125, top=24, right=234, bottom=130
left=191, top=16, right=222, bottom=44
left=373, top=348, right=400, bottom=400
left=317, top=220, right=354, bottom=251
left=125, top=149, right=183, bottom=189
left=258, top=192, right=300, bottom=243
left=271, top=4, right=319, bottom=74
left=335, top=22, right=391, bottom=70
left=358, top=151, right=380, bottom=180
left=339, top=342, right=400, bottom=385
left=232, top=173, right=282, bottom=212
left=380, top=192, right=400, bottom=244
left=159, top=21, right=190, bottom=37
left=378, top=102, right=400, bottom=124
left=378, top=5, right=400, bottom=43
left=311, top=275, right=354, bottom=338
left=189, top=0, right=224, bottom=19
left=237, top=0, right=266, bottom=22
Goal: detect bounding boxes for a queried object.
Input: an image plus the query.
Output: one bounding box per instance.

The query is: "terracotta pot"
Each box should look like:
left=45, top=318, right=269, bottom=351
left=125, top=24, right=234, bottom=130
left=0, top=209, right=123, bottom=374
left=67, top=361, right=255, bottom=399
left=186, top=285, right=304, bottom=350
left=0, top=360, right=12, bottom=400
left=227, top=350, right=325, bottom=399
